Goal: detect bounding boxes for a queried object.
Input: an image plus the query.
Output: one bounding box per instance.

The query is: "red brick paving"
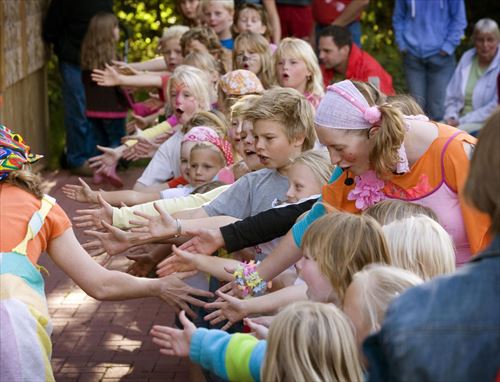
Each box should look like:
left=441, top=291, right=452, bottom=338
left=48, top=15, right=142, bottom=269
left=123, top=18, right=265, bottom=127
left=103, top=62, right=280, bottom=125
left=38, top=167, right=190, bottom=381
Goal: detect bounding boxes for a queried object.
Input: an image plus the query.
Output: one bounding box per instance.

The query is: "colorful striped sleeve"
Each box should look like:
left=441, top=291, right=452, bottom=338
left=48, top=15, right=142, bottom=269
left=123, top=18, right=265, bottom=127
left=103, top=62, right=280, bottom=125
left=189, top=328, right=266, bottom=382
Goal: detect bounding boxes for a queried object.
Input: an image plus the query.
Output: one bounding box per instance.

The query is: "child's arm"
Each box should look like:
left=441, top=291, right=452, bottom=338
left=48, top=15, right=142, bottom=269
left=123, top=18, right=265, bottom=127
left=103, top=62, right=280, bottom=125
left=62, top=178, right=163, bottom=206
left=150, top=311, right=266, bottom=382
left=204, top=284, right=308, bottom=330
left=92, top=63, right=163, bottom=88
left=157, top=245, right=240, bottom=280
left=116, top=57, right=167, bottom=72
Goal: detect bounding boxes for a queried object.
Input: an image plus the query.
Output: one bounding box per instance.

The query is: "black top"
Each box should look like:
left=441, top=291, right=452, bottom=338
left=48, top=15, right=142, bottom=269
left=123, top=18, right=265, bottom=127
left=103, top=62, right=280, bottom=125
left=82, top=70, right=129, bottom=114
left=220, top=197, right=318, bottom=253
left=43, top=0, right=113, bottom=65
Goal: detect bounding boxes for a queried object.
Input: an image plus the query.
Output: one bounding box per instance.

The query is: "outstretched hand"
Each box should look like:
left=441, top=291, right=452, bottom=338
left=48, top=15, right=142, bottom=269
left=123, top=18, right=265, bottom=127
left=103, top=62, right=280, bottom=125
left=156, top=244, right=200, bottom=277
left=91, top=63, right=122, bottom=87
left=150, top=310, right=196, bottom=357
left=178, top=227, right=225, bottom=256
left=73, top=194, right=114, bottom=230
left=83, top=220, right=143, bottom=256
left=157, top=271, right=213, bottom=318
left=129, top=202, right=178, bottom=241
left=88, top=145, right=121, bottom=175
left=204, top=290, right=249, bottom=331
left=62, top=178, right=99, bottom=204
left=244, top=317, right=271, bottom=339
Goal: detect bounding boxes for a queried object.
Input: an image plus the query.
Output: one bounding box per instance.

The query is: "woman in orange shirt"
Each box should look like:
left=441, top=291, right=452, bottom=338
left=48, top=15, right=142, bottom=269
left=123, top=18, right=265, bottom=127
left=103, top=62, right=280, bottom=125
left=0, top=124, right=212, bottom=381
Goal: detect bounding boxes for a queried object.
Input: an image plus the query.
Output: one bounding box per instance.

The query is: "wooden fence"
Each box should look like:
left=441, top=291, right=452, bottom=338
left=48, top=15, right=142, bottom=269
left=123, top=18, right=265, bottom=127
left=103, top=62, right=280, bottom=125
left=0, top=0, right=50, bottom=156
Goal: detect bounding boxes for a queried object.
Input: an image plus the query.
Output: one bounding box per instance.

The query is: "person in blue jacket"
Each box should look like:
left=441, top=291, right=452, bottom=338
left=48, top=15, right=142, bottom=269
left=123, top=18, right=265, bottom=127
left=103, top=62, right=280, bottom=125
left=392, top=0, right=466, bottom=121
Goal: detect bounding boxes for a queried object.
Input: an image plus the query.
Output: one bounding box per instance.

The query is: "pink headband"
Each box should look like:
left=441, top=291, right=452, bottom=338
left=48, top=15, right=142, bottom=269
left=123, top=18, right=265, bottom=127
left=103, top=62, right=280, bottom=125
left=183, top=126, right=234, bottom=166
left=314, top=80, right=381, bottom=130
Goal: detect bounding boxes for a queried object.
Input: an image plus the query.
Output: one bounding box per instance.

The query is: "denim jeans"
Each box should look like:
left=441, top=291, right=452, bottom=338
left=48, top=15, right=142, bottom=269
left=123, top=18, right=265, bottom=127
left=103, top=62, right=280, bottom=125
left=403, top=52, right=456, bottom=121
left=88, top=118, right=126, bottom=156
left=59, top=61, right=93, bottom=168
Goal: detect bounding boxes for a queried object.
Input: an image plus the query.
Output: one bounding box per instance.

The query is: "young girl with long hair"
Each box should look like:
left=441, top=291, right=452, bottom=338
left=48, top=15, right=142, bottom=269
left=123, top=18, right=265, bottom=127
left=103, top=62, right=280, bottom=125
left=88, top=65, right=215, bottom=193
left=274, top=38, right=324, bottom=108
left=232, top=32, right=273, bottom=89
left=81, top=12, right=128, bottom=184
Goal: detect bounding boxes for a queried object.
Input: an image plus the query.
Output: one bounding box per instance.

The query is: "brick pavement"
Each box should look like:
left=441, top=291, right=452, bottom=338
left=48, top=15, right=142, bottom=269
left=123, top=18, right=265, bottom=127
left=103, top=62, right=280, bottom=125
left=38, top=168, right=191, bottom=382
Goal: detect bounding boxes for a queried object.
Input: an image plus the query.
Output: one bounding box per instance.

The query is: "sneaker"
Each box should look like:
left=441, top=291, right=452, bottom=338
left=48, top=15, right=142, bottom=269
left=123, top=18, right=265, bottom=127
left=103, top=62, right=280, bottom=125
left=70, top=161, right=93, bottom=177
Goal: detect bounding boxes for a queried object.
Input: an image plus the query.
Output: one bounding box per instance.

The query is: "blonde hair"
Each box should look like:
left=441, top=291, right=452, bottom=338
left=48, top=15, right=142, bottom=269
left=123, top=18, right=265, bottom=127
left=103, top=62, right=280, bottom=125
left=464, top=109, right=500, bottom=234
left=4, top=169, right=45, bottom=199
left=183, top=51, right=223, bottom=75
left=387, top=94, right=425, bottom=116
left=363, top=199, right=438, bottom=226
left=383, top=215, right=456, bottom=280
left=190, top=141, right=227, bottom=166
left=160, top=25, right=189, bottom=44
left=166, top=65, right=213, bottom=115
left=184, top=110, right=229, bottom=137
left=81, top=12, right=119, bottom=70
left=201, top=0, right=235, bottom=13
left=350, top=81, right=407, bottom=179
left=349, top=264, right=423, bottom=334
left=262, top=301, right=363, bottom=382
left=302, top=212, right=391, bottom=301
left=290, top=150, right=334, bottom=187
left=230, top=94, right=261, bottom=122
left=273, top=38, right=324, bottom=98
left=233, top=32, right=273, bottom=88
left=243, top=87, right=317, bottom=151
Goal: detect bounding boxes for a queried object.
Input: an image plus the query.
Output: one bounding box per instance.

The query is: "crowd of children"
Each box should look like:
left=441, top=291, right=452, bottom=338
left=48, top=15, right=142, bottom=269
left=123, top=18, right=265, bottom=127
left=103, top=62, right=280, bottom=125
left=2, top=0, right=500, bottom=380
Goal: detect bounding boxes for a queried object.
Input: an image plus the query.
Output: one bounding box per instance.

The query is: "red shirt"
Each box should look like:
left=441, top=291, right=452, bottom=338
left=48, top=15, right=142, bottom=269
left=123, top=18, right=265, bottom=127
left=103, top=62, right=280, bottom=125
left=313, top=0, right=359, bottom=26
left=321, top=44, right=395, bottom=95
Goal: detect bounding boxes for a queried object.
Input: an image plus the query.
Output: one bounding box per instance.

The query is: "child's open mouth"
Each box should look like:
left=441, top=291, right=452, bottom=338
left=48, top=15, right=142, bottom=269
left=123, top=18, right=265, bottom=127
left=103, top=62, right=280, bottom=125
left=175, top=108, right=184, bottom=117
left=258, top=154, right=270, bottom=164
left=245, top=149, right=257, bottom=157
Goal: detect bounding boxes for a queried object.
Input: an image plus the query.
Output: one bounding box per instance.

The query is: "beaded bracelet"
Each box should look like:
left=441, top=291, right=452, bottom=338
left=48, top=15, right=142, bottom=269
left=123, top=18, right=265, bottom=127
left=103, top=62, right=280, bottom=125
left=233, top=261, right=269, bottom=298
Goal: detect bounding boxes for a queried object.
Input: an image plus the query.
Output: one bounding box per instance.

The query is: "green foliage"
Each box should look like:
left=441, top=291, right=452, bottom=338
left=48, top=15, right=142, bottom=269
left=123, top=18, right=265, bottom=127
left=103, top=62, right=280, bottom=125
left=360, top=0, right=407, bottom=93
left=114, top=0, right=179, bottom=62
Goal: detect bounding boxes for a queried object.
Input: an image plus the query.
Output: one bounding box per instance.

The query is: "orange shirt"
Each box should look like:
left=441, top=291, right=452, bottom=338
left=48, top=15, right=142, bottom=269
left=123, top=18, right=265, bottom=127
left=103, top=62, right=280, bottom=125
left=323, top=124, right=491, bottom=255
left=0, top=183, right=71, bottom=265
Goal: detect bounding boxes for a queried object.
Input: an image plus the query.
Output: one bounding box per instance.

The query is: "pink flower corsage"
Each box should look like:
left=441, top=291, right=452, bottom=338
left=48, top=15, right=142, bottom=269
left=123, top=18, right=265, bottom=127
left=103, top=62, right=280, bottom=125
left=347, top=170, right=386, bottom=210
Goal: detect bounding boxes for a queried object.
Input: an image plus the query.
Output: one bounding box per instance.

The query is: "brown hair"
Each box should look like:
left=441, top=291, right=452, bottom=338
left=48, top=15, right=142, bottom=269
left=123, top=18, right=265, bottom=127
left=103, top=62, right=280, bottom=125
left=180, top=27, right=230, bottom=73
left=81, top=12, right=119, bottom=70
left=233, top=3, right=272, bottom=40
left=351, top=81, right=406, bottom=179
left=5, top=169, right=45, bottom=199
left=464, top=109, right=500, bottom=234
left=175, top=0, right=203, bottom=27
left=243, top=87, right=316, bottom=151
left=363, top=199, right=438, bottom=225
left=233, top=32, right=273, bottom=88
left=302, top=212, right=391, bottom=301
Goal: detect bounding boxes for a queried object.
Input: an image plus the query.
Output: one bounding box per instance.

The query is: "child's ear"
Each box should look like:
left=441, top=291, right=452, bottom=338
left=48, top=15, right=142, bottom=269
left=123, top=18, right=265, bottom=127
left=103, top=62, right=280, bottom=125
left=293, top=134, right=306, bottom=148
left=258, top=25, right=267, bottom=35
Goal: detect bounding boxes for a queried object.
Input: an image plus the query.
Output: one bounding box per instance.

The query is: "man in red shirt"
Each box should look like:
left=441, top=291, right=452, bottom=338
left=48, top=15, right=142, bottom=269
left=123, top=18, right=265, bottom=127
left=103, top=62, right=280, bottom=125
left=318, top=25, right=395, bottom=94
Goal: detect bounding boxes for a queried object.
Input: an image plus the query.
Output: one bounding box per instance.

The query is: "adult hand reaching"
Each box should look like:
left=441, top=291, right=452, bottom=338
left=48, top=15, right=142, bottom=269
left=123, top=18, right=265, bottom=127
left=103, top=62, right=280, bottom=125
left=150, top=310, right=196, bottom=357
left=74, top=194, right=114, bottom=230
left=157, top=271, right=213, bottom=318
left=62, top=178, right=99, bottom=204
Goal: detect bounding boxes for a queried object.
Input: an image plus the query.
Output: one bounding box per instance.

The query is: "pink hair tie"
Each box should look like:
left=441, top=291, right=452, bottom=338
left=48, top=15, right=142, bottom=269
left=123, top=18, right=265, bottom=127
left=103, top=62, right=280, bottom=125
left=363, top=106, right=381, bottom=125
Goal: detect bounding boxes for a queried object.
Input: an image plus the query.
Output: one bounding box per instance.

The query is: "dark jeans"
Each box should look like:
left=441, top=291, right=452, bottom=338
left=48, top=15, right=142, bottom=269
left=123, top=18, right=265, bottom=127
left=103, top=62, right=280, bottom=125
left=403, top=52, right=456, bottom=121
left=88, top=117, right=126, bottom=156
left=59, top=61, right=94, bottom=168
